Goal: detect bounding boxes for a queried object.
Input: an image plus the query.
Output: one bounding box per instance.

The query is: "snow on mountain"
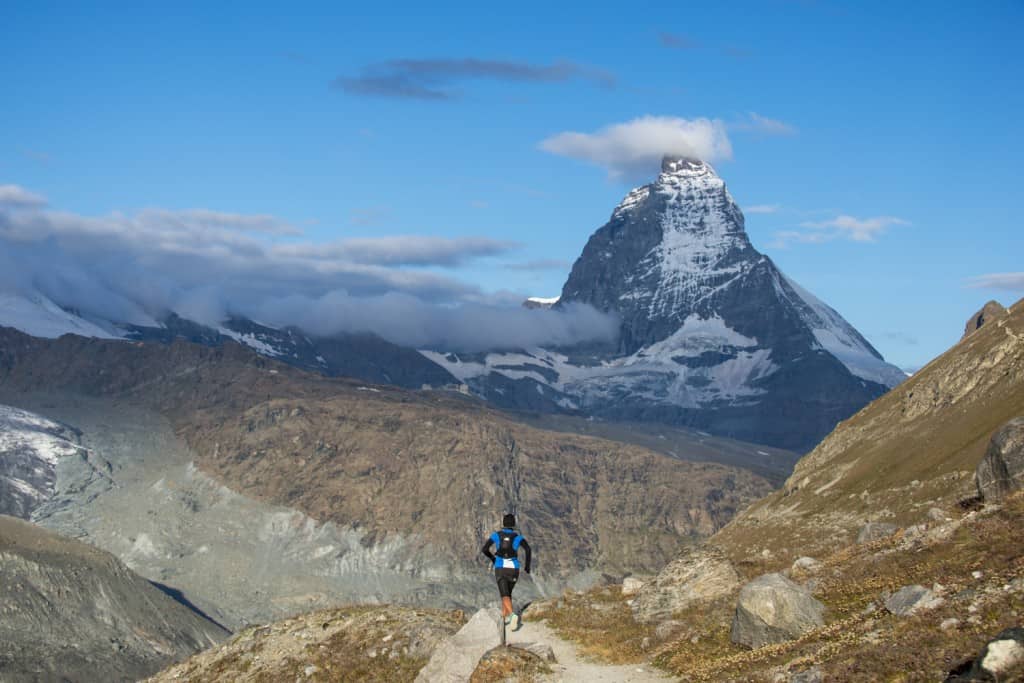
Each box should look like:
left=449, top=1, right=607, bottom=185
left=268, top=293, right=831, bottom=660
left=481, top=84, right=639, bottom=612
left=0, top=291, right=124, bottom=339
left=0, top=405, right=88, bottom=519
left=776, top=273, right=908, bottom=387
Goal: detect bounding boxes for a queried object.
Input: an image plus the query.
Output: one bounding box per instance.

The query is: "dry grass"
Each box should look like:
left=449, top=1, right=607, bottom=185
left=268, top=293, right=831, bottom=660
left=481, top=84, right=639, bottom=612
left=541, top=586, right=657, bottom=664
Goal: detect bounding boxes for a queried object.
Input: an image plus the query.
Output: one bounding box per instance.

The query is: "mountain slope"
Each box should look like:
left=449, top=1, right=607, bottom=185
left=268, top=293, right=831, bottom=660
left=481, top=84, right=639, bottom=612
left=0, top=515, right=227, bottom=682
left=711, top=296, right=1024, bottom=566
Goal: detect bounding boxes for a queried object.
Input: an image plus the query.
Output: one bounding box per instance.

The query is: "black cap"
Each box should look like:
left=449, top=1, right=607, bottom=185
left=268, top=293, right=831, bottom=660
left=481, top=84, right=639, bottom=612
left=502, top=513, right=516, bottom=528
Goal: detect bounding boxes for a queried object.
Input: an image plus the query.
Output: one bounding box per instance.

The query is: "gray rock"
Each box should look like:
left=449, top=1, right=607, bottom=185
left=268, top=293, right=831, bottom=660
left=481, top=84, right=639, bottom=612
left=857, top=522, right=898, bottom=543
left=632, top=545, right=741, bottom=623
left=791, top=556, right=822, bottom=574
left=622, top=576, right=645, bottom=596
left=790, top=666, right=824, bottom=683
left=516, top=641, right=557, bottom=662
left=928, top=507, right=951, bottom=522
left=730, top=573, right=826, bottom=648
left=884, top=585, right=944, bottom=616
left=962, top=300, right=1007, bottom=339
left=414, top=607, right=502, bottom=683
left=975, top=417, right=1024, bottom=502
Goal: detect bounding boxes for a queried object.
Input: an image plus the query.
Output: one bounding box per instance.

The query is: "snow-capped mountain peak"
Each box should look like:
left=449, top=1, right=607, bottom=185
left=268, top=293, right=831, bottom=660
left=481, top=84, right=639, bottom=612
left=438, top=155, right=909, bottom=450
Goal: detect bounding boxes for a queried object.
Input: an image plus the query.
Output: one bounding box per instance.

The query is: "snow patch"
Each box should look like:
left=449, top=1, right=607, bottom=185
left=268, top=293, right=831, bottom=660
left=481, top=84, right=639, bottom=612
left=219, top=326, right=285, bottom=356
left=0, top=291, right=124, bottom=339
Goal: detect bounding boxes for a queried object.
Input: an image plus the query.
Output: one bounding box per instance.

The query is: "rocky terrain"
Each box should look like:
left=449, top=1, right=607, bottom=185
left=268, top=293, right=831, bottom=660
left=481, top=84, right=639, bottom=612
left=146, top=605, right=466, bottom=682
left=0, top=514, right=227, bottom=682
left=0, top=326, right=772, bottom=630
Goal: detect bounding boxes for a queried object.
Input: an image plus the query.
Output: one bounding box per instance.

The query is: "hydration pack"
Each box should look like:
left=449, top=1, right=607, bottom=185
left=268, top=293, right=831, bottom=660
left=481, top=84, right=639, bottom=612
left=491, top=528, right=522, bottom=569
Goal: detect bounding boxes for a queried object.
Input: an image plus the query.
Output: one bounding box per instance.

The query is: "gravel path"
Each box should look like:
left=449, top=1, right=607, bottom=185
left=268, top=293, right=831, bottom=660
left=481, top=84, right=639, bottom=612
left=508, top=619, right=672, bottom=683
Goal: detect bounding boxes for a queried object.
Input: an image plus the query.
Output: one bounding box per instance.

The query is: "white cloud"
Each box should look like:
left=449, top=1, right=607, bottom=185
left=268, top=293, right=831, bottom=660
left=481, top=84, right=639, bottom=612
left=731, top=112, right=797, bottom=136
left=745, top=204, right=781, bottom=214
left=800, top=215, right=909, bottom=241
left=0, top=184, right=47, bottom=209
left=0, top=186, right=618, bottom=351
left=966, top=272, right=1024, bottom=291
left=539, top=115, right=733, bottom=179
left=769, top=214, right=909, bottom=247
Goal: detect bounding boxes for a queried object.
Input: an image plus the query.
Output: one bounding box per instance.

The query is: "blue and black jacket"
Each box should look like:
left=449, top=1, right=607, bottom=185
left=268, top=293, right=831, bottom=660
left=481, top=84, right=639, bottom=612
left=481, top=527, right=532, bottom=572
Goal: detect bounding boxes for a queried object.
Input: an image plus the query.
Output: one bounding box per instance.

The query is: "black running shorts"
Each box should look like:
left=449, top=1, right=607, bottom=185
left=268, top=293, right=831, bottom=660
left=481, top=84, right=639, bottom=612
left=495, top=567, right=519, bottom=597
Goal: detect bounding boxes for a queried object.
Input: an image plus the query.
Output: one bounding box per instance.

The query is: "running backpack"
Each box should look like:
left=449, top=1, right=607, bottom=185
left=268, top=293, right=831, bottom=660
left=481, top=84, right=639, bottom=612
left=492, top=529, right=522, bottom=569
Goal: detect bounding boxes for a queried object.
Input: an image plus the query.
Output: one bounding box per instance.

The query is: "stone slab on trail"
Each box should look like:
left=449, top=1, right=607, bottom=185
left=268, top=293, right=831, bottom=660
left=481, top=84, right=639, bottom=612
left=416, top=607, right=503, bottom=683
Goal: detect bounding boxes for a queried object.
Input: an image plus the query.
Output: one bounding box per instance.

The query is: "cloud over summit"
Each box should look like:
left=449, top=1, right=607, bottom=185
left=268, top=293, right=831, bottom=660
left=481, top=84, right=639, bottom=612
left=539, top=116, right=733, bottom=179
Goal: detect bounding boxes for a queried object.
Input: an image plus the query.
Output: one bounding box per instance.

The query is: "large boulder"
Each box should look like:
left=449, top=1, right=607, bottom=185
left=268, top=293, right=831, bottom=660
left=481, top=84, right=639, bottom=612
left=631, top=545, right=741, bottom=624
left=730, top=573, right=826, bottom=649
left=976, top=417, right=1024, bottom=502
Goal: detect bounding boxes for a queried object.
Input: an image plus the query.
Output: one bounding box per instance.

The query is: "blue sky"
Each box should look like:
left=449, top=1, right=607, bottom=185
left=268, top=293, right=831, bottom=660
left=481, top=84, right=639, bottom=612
left=2, top=1, right=1022, bottom=368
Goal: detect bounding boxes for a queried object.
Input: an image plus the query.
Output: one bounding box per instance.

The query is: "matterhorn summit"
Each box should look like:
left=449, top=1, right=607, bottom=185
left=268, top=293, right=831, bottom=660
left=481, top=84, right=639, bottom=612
left=431, top=156, right=905, bottom=450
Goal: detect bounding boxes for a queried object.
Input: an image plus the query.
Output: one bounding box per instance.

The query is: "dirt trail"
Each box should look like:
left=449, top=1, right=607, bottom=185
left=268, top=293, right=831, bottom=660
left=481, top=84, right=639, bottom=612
left=507, top=619, right=672, bottom=683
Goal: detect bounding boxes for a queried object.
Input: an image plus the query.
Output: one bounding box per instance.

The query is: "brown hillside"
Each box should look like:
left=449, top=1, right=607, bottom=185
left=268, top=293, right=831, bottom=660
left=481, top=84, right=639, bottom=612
left=0, top=328, right=771, bottom=582
left=711, top=297, right=1024, bottom=569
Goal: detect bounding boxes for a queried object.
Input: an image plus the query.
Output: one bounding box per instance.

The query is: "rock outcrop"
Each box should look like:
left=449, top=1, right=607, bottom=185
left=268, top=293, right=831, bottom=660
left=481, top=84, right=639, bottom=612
left=730, top=573, right=826, bottom=648
left=975, top=417, right=1024, bottom=502
left=963, top=300, right=1007, bottom=339
left=631, top=545, right=741, bottom=624
left=415, top=608, right=502, bottom=682
left=0, top=515, right=227, bottom=682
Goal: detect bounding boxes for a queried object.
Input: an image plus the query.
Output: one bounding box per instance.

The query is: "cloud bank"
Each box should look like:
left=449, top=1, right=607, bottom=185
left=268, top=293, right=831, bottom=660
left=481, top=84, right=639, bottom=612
left=540, top=116, right=733, bottom=179
left=334, top=58, right=615, bottom=100
left=0, top=187, right=618, bottom=351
